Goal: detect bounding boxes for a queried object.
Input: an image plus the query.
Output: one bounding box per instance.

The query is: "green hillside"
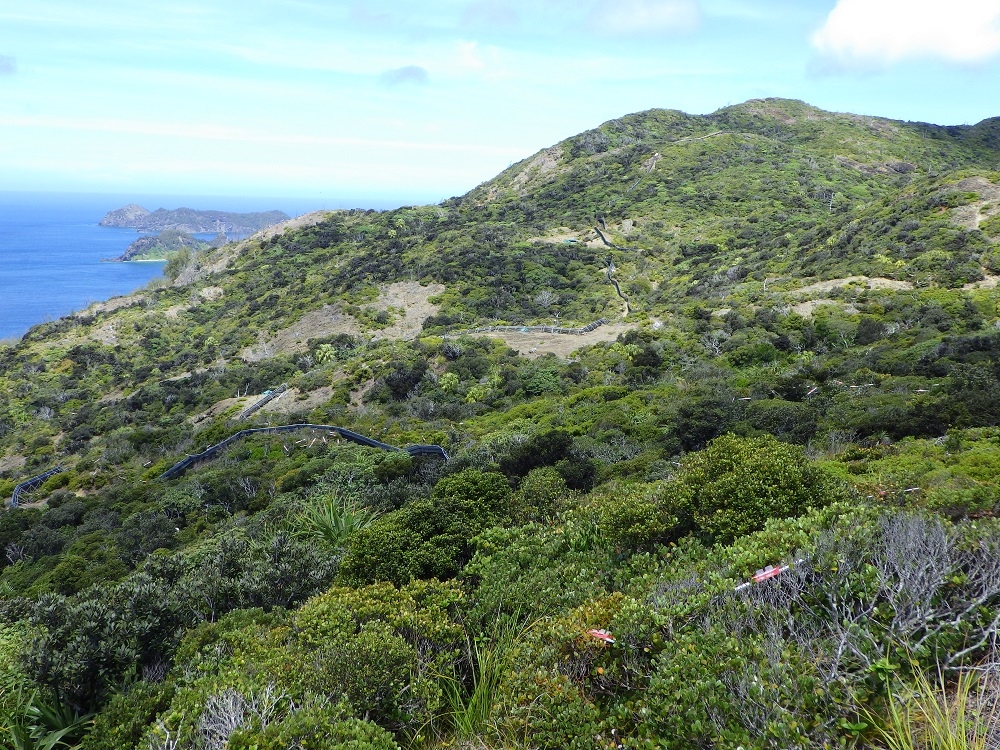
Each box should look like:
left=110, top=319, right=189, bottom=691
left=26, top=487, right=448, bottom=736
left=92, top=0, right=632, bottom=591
left=3, top=99, right=1000, bottom=749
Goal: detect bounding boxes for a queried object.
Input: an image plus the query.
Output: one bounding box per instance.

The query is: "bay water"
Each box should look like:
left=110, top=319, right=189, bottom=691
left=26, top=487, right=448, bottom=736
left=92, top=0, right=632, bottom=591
left=0, top=192, right=403, bottom=341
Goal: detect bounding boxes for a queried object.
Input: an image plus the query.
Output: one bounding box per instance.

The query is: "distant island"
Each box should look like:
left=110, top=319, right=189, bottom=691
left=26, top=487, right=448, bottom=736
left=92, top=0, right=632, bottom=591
left=105, top=229, right=228, bottom=262
left=100, top=204, right=290, bottom=234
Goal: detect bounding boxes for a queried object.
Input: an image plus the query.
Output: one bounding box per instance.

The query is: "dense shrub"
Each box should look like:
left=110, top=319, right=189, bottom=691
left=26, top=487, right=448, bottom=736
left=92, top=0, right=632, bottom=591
left=676, top=434, right=844, bottom=543
left=338, top=469, right=510, bottom=586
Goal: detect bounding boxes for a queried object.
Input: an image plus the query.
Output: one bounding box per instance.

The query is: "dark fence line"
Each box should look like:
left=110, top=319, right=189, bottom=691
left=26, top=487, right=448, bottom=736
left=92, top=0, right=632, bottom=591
left=159, top=424, right=448, bottom=481
left=234, top=383, right=288, bottom=421
left=453, top=318, right=609, bottom=337
left=9, top=466, right=64, bottom=508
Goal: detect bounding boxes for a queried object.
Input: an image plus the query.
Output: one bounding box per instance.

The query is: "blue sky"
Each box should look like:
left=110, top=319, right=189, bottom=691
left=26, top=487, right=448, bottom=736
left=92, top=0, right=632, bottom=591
left=1, top=0, right=999, bottom=204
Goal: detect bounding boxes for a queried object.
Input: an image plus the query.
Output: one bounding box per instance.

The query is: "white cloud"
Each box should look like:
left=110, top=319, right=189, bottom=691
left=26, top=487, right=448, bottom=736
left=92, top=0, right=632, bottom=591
left=590, top=0, right=701, bottom=35
left=813, top=0, right=1000, bottom=66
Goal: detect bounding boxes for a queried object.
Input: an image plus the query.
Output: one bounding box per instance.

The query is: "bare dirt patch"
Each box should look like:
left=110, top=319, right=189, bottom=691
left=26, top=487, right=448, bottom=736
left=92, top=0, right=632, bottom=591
left=867, top=277, right=914, bottom=291
left=260, top=386, right=334, bottom=416
left=790, top=299, right=860, bottom=317
left=188, top=396, right=254, bottom=426
left=951, top=177, right=1000, bottom=231
left=373, top=282, right=445, bottom=340
left=242, top=306, right=360, bottom=362
left=792, top=276, right=912, bottom=296
left=91, top=323, right=119, bottom=346
left=199, top=286, right=224, bottom=301
left=75, top=293, right=146, bottom=318
left=507, top=147, right=566, bottom=197
left=164, top=304, right=190, bottom=319
left=963, top=274, right=1000, bottom=290
left=473, top=323, right=634, bottom=359
left=0, top=454, right=26, bottom=473
left=242, top=282, right=445, bottom=362
left=255, top=211, right=334, bottom=242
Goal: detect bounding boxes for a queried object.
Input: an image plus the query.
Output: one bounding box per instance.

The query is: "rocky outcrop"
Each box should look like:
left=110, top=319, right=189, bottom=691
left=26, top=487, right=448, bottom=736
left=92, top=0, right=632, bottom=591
left=99, top=204, right=150, bottom=227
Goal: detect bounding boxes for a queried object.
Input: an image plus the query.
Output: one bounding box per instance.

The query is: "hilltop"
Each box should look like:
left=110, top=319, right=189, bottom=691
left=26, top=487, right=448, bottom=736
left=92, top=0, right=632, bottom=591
left=2, top=99, right=1000, bottom=749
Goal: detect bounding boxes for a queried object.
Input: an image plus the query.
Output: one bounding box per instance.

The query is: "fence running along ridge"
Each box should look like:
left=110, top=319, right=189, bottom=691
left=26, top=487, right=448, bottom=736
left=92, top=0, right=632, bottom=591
left=451, top=319, right=610, bottom=337
left=159, top=424, right=448, bottom=481
left=9, top=466, right=64, bottom=508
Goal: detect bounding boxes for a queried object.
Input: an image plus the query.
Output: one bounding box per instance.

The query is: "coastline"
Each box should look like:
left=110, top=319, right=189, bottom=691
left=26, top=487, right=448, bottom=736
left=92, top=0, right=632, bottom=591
left=100, top=257, right=170, bottom=263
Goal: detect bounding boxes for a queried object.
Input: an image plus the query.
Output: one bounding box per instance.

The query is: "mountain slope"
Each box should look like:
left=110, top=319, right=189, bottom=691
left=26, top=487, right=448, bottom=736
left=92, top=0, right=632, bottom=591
left=2, top=99, right=1000, bottom=750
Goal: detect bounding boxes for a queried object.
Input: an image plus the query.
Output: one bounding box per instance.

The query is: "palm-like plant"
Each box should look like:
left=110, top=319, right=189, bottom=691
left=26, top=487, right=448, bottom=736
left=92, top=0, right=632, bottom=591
left=298, top=491, right=382, bottom=549
left=10, top=697, right=94, bottom=750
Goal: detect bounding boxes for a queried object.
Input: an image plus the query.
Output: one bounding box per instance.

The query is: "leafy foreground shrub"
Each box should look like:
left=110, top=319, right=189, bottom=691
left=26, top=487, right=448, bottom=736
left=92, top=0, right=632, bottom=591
left=338, top=468, right=510, bottom=586
left=229, top=700, right=400, bottom=750
left=25, top=530, right=339, bottom=712
left=676, top=433, right=845, bottom=544
left=141, top=580, right=463, bottom=748
left=600, top=512, right=1000, bottom=749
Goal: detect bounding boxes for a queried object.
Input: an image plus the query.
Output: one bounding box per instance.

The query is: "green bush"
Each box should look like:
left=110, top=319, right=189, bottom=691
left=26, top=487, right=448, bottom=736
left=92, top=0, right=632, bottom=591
left=339, top=469, right=510, bottom=586
left=230, top=701, right=401, bottom=750
left=677, top=434, right=843, bottom=544
left=82, top=681, right=175, bottom=750
left=595, top=483, right=683, bottom=552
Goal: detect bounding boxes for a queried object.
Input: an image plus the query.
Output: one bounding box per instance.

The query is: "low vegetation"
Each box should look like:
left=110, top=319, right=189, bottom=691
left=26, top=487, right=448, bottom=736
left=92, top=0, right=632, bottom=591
left=2, top=99, right=1000, bottom=748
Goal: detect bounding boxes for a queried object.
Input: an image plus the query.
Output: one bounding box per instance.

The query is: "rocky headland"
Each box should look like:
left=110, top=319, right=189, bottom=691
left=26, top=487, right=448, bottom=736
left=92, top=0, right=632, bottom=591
left=100, top=204, right=290, bottom=234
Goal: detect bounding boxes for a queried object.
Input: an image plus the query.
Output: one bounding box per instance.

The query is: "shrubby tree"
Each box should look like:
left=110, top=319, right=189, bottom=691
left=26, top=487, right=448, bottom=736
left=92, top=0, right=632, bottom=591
left=339, top=468, right=510, bottom=586
left=675, top=433, right=844, bottom=544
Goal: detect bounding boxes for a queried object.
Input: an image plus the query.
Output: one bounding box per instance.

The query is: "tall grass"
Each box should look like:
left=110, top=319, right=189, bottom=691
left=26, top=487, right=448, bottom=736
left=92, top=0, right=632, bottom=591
left=442, top=615, right=527, bottom=743
left=866, top=667, right=999, bottom=750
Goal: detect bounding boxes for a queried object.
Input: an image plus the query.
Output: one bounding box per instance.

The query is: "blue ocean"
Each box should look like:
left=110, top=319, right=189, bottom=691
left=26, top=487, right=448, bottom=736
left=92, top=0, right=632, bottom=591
left=0, top=192, right=403, bottom=341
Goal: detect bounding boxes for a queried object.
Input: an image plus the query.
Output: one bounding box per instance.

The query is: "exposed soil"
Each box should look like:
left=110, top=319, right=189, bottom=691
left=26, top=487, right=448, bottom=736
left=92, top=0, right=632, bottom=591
left=74, top=293, right=146, bottom=318
left=255, top=211, right=334, bottom=242
left=474, top=323, right=634, bottom=359
left=964, top=274, right=1000, bottom=290
left=790, top=299, right=860, bottom=317
left=199, top=286, right=224, bottom=301
left=260, top=386, right=334, bottom=416
left=241, top=282, right=444, bottom=362
left=91, top=323, right=119, bottom=346
left=188, top=396, right=254, bottom=425
left=505, top=147, right=566, bottom=197
left=791, top=276, right=913, bottom=296
left=242, top=306, right=360, bottom=362
left=373, top=282, right=446, bottom=340
left=951, top=177, right=1000, bottom=231
left=0, top=454, right=26, bottom=473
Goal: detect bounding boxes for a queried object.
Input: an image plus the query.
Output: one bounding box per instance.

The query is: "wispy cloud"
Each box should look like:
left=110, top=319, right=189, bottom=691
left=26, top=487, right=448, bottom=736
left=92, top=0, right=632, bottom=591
left=461, top=0, right=521, bottom=29
left=379, top=65, right=430, bottom=87
left=590, top=0, right=701, bottom=36
left=812, top=0, right=1000, bottom=68
left=0, top=55, right=16, bottom=75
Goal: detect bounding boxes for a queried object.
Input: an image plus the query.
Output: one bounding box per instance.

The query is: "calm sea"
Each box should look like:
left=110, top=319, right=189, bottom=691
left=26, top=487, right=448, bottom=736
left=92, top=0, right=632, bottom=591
left=0, top=192, right=409, bottom=341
